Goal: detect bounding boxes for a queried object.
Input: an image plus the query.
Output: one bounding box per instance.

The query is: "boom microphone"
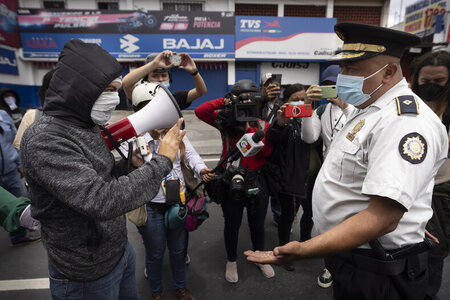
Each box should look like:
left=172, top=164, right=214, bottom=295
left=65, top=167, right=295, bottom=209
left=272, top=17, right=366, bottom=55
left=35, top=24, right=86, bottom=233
left=215, top=129, right=265, bottom=172
left=187, top=130, right=266, bottom=199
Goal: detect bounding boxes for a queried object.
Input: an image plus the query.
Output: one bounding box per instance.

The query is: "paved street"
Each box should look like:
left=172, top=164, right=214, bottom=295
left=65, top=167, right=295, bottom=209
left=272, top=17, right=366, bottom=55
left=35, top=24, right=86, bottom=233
left=0, top=111, right=449, bottom=299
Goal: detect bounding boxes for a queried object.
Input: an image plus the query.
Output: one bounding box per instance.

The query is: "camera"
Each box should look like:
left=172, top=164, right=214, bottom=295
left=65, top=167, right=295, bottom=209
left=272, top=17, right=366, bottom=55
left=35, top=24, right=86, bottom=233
left=215, top=92, right=264, bottom=129
left=285, top=103, right=312, bottom=118
left=223, top=165, right=247, bottom=201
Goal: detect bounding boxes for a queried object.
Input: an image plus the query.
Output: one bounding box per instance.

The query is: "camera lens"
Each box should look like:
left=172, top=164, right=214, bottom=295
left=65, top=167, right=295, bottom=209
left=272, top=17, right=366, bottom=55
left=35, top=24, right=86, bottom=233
left=231, top=174, right=246, bottom=201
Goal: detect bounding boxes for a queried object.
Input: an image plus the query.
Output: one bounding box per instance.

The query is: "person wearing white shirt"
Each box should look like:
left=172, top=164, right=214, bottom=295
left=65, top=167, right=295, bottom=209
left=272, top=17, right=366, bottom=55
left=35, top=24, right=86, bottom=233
left=245, top=22, right=448, bottom=300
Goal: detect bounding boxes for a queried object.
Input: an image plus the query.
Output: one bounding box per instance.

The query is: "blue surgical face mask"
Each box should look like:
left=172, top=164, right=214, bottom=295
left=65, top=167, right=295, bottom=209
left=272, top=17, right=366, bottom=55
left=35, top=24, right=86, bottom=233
left=160, top=81, right=170, bottom=89
left=336, top=64, right=388, bottom=107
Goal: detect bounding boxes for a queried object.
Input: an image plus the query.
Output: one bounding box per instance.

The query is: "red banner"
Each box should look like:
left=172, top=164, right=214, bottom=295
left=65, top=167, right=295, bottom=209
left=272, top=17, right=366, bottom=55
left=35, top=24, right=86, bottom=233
left=0, top=0, right=20, bottom=48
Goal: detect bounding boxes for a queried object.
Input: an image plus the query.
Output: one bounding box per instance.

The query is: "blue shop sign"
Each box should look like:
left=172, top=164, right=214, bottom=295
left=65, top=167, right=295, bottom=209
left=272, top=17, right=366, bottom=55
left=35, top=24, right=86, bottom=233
left=0, top=47, right=18, bottom=75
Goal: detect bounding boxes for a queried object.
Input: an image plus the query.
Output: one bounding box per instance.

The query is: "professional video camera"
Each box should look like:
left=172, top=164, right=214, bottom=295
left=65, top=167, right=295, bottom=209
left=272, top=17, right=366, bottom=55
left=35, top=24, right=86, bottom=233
left=216, top=80, right=264, bottom=129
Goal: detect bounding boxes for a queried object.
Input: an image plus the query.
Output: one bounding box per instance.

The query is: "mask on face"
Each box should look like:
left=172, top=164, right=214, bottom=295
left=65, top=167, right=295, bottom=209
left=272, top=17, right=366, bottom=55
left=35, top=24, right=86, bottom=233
left=336, top=64, right=389, bottom=107
left=160, top=81, right=170, bottom=89
left=3, top=96, right=17, bottom=111
left=91, top=92, right=120, bottom=125
left=417, top=83, right=445, bottom=102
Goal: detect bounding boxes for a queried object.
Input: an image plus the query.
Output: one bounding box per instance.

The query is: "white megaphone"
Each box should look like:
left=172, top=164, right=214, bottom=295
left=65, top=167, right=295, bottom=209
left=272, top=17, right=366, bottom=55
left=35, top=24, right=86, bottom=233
left=101, top=83, right=183, bottom=150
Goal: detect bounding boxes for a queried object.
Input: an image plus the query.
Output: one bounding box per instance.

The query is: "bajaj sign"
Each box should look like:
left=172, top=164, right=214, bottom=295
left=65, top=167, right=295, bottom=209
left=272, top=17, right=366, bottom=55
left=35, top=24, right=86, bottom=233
left=0, top=47, right=18, bottom=75
left=163, top=37, right=224, bottom=50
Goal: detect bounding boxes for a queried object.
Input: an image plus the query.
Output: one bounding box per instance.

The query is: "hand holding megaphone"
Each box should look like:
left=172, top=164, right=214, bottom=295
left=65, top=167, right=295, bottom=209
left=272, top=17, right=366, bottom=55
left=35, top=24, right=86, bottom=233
left=158, top=118, right=186, bottom=162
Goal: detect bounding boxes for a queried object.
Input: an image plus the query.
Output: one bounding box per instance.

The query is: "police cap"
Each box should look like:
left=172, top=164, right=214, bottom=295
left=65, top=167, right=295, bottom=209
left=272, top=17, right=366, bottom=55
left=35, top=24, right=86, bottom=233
left=330, top=22, right=421, bottom=62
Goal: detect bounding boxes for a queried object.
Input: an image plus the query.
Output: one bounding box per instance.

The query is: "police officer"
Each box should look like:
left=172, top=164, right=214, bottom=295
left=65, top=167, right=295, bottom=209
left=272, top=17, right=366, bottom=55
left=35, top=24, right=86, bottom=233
left=245, top=22, right=449, bottom=300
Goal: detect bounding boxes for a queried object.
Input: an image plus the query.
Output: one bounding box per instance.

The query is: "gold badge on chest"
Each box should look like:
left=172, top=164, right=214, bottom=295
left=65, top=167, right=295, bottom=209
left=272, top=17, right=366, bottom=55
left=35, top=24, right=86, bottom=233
left=346, top=119, right=365, bottom=142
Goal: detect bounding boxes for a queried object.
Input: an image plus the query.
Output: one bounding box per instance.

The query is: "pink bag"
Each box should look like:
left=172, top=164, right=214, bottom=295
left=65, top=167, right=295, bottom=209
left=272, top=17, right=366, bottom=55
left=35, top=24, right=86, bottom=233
left=184, top=196, right=209, bottom=232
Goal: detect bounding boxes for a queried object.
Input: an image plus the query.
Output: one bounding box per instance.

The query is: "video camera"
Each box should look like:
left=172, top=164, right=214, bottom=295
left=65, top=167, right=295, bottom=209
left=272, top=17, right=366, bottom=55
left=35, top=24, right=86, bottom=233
left=215, top=80, right=264, bottom=129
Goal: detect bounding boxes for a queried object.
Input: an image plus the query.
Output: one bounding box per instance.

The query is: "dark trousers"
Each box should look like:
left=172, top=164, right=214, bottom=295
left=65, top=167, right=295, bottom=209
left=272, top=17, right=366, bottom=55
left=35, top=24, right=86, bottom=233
left=325, top=250, right=428, bottom=300
left=221, top=176, right=269, bottom=262
left=425, top=255, right=444, bottom=300
left=278, top=193, right=300, bottom=246
left=301, top=172, right=316, bottom=242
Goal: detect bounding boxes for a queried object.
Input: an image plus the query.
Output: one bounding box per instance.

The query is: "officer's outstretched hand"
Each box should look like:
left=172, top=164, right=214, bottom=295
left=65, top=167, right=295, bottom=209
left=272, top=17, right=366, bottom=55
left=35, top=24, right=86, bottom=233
left=244, top=241, right=299, bottom=265
left=158, top=118, right=186, bottom=163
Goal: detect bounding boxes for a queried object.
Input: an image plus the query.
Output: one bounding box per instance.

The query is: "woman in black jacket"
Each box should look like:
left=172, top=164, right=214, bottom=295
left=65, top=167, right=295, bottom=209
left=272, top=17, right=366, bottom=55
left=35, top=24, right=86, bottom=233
left=266, top=84, right=312, bottom=271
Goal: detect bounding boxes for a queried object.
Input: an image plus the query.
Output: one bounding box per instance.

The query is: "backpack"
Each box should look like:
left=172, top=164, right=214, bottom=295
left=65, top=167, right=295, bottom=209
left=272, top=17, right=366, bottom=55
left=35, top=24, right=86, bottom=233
left=184, top=196, right=209, bottom=232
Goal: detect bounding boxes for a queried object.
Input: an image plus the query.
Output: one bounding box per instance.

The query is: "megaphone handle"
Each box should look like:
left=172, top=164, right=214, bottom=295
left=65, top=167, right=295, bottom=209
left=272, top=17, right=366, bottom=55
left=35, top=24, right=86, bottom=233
left=100, top=125, right=128, bottom=160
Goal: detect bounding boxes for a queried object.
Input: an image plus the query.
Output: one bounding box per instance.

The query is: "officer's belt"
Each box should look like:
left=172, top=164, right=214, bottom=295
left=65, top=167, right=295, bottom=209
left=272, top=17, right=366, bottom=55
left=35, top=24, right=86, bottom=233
left=351, top=248, right=428, bottom=276
left=351, top=250, right=406, bottom=275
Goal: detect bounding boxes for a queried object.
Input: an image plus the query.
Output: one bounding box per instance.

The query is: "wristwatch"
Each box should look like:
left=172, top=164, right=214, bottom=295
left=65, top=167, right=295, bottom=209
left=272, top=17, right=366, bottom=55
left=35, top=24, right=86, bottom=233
left=190, top=70, right=199, bottom=76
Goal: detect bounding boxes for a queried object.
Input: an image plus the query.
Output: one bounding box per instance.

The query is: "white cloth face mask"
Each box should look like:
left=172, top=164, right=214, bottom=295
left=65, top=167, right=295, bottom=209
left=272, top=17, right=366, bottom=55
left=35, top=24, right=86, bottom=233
left=90, top=92, right=120, bottom=125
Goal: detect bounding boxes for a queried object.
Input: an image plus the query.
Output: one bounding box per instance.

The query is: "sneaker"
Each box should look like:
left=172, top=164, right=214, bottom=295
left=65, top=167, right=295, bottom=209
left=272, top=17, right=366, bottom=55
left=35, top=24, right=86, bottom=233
left=151, top=292, right=163, bottom=300
left=317, top=268, right=333, bottom=288
left=174, top=287, right=194, bottom=300
left=10, top=228, right=41, bottom=246
left=185, top=254, right=191, bottom=265
left=283, top=263, right=295, bottom=272
left=225, top=261, right=238, bottom=283
left=19, top=205, right=40, bottom=230
left=144, top=267, right=148, bottom=279
left=255, top=263, right=275, bottom=278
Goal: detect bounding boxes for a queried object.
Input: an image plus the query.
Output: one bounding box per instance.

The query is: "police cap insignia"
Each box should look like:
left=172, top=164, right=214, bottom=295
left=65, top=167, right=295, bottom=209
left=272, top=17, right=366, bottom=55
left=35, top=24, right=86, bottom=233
left=329, top=22, right=420, bottom=63
left=399, top=132, right=427, bottom=164
left=395, top=95, right=419, bottom=115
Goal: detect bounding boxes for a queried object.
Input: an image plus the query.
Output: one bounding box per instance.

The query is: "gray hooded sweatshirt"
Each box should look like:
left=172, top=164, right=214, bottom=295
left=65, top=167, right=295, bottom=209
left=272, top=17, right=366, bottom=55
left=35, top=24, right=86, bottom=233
left=20, top=39, right=172, bottom=281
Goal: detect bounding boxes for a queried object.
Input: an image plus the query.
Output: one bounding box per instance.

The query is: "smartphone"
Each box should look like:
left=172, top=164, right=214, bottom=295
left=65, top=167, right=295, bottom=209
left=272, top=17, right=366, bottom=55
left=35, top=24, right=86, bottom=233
left=285, top=103, right=312, bottom=118
left=317, top=85, right=337, bottom=99
left=270, top=74, right=282, bottom=87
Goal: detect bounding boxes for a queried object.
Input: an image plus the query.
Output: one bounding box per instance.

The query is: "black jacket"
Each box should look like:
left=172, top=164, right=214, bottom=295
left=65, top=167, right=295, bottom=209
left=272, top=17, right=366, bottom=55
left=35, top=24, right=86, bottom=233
left=266, top=119, right=310, bottom=198
left=0, top=87, right=26, bottom=128
left=44, top=39, right=121, bottom=128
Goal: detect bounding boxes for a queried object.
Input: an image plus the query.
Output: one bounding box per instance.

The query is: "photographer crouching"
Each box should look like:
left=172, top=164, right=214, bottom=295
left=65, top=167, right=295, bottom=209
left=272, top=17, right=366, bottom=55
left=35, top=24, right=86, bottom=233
left=195, top=80, right=274, bottom=283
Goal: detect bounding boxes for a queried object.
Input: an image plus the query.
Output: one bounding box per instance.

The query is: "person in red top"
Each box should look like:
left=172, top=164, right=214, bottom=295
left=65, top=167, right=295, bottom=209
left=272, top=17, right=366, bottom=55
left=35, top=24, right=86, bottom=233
left=195, top=80, right=275, bottom=283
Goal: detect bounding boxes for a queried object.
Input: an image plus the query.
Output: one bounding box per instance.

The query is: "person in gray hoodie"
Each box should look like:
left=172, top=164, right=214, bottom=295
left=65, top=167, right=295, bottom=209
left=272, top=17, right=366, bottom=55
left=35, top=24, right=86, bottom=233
left=20, top=39, right=184, bottom=300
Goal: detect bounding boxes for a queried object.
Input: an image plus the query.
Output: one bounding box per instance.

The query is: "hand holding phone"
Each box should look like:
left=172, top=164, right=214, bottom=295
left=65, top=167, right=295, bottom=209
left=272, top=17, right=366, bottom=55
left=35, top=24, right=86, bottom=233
left=285, top=103, right=312, bottom=118
left=317, top=85, right=337, bottom=99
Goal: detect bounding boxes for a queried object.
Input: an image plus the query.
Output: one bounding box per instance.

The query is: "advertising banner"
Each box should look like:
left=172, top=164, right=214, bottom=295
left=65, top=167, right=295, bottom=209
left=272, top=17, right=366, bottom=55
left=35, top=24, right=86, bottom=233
left=404, top=0, right=447, bottom=38
left=0, top=0, right=20, bottom=48
left=235, top=16, right=337, bottom=60
left=0, top=47, right=19, bottom=75
left=18, top=8, right=235, bottom=59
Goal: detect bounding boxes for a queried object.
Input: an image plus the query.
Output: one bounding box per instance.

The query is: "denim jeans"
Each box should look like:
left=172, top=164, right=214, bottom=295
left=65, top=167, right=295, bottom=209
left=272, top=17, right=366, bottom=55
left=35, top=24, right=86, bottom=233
left=48, top=242, right=139, bottom=300
left=0, top=169, right=23, bottom=197
left=137, top=204, right=186, bottom=293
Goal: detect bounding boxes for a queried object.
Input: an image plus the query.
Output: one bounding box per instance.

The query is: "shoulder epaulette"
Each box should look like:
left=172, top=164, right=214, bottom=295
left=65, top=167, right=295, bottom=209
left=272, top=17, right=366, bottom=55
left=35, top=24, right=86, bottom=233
left=395, top=95, right=419, bottom=115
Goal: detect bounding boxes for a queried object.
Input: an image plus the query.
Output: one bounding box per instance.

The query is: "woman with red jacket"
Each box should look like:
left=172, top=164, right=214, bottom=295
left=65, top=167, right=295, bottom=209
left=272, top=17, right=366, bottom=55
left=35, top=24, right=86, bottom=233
left=195, top=80, right=275, bottom=283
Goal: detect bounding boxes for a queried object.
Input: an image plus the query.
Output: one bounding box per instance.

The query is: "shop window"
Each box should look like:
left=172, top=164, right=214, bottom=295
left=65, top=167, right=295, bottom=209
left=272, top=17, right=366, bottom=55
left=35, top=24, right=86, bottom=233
left=162, top=1, right=203, bottom=11
left=43, top=0, right=65, bottom=9
left=97, top=0, right=119, bottom=10
left=235, top=4, right=277, bottom=16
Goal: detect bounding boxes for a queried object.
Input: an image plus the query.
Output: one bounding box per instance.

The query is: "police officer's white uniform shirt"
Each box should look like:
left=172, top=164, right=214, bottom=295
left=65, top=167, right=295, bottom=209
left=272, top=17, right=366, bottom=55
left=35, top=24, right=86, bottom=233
left=312, top=78, right=448, bottom=250
left=302, top=103, right=355, bottom=158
